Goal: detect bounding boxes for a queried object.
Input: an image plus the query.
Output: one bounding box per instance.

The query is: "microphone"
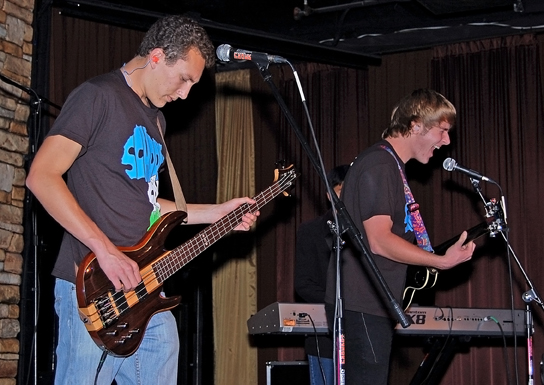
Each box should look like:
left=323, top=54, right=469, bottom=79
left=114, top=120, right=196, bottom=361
left=443, top=158, right=497, bottom=184
left=216, top=44, right=287, bottom=64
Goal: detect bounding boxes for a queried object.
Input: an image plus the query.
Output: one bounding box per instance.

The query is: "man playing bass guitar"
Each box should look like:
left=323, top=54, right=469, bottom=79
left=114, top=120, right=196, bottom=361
left=26, top=15, right=258, bottom=385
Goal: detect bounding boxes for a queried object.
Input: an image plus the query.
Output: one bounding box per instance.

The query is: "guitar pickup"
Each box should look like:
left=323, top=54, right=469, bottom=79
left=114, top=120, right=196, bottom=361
left=115, top=334, right=133, bottom=344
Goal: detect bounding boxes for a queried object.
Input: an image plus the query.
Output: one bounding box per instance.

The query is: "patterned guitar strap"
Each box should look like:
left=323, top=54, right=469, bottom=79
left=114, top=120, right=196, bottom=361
left=381, top=145, right=434, bottom=253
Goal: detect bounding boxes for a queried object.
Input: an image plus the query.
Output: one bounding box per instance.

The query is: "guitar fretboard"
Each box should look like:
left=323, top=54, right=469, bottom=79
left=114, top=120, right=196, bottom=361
left=152, top=169, right=296, bottom=282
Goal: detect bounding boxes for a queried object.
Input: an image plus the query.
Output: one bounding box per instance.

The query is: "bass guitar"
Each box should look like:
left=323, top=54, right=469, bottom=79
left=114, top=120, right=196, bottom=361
left=403, top=198, right=505, bottom=310
left=76, top=165, right=297, bottom=357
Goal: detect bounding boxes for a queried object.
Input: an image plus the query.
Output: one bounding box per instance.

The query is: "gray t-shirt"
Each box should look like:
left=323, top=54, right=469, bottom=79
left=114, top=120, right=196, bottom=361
left=48, top=70, right=166, bottom=283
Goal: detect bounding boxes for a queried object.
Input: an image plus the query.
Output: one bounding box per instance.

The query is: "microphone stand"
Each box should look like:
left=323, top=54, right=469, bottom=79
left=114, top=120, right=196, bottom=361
left=249, top=58, right=411, bottom=384
left=502, top=234, right=542, bottom=385
left=0, top=73, right=60, bottom=385
left=470, top=178, right=543, bottom=385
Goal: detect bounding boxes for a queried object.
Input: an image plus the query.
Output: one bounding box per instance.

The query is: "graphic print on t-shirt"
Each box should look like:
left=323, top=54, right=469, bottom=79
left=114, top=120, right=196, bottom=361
left=121, top=125, right=165, bottom=229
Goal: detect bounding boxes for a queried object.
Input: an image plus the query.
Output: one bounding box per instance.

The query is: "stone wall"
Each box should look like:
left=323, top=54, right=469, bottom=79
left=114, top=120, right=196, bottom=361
left=0, top=0, right=34, bottom=384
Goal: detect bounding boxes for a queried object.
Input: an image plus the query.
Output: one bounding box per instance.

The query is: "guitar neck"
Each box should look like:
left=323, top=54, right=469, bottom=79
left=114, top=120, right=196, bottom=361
left=152, top=179, right=287, bottom=282
left=433, top=221, right=490, bottom=255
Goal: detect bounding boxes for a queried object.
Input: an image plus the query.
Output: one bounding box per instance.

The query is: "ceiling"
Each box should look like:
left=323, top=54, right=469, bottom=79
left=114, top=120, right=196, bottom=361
left=51, top=0, right=544, bottom=68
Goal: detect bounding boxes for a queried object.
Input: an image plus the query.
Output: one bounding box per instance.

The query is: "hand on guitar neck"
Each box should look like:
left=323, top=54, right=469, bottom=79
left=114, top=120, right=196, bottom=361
left=403, top=198, right=506, bottom=310
left=435, top=230, right=475, bottom=270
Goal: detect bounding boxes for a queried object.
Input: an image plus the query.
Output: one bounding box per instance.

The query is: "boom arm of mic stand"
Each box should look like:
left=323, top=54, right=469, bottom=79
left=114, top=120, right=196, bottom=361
left=0, top=73, right=62, bottom=111
left=253, top=61, right=411, bottom=328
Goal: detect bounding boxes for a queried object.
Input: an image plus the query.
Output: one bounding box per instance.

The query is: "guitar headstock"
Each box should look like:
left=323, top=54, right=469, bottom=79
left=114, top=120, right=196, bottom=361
left=274, top=162, right=297, bottom=197
left=484, top=198, right=506, bottom=236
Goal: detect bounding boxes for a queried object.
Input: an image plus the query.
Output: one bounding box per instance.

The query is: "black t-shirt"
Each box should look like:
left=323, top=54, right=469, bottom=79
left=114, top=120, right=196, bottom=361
left=325, top=140, right=414, bottom=318
left=48, top=70, right=167, bottom=283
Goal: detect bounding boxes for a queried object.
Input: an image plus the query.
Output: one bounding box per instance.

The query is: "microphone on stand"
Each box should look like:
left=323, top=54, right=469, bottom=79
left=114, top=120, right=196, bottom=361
left=216, top=44, right=287, bottom=64
left=294, top=4, right=313, bottom=20
left=442, top=157, right=497, bottom=184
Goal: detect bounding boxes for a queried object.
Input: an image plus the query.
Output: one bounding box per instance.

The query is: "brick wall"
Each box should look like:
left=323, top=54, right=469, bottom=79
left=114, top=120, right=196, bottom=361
left=0, top=0, right=34, bottom=384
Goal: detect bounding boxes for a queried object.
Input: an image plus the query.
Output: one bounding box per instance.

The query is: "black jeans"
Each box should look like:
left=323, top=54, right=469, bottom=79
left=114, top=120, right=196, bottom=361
left=326, top=304, right=395, bottom=385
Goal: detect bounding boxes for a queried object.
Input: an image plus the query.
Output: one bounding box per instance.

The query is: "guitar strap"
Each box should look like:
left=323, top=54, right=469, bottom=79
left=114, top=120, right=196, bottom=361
left=380, top=145, right=434, bottom=252
left=156, top=117, right=188, bottom=215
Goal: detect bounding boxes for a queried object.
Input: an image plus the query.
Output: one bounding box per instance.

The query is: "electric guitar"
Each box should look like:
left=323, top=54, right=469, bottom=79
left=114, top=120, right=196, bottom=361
left=76, top=165, right=297, bottom=357
left=402, top=199, right=505, bottom=310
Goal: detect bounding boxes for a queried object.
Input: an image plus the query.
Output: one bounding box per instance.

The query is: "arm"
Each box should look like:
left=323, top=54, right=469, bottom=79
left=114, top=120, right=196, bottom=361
left=363, top=215, right=474, bottom=270
left=26, top=135, right=142, bottom=291
left=158, top=197, right=259, bottom=231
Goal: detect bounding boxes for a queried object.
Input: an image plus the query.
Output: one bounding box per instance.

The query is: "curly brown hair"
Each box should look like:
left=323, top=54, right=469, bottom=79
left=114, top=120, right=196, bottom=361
left=137, top=15, right=215, bottom=68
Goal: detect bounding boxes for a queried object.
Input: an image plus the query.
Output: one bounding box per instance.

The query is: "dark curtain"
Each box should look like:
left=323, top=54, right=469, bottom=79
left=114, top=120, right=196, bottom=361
left=36, top=7, right=544, bottom=384
left=428, top=34, right=544, bottom=385
left=49, top=12, right=144, bottom=104
left=274, top=62, right=371, bottom=304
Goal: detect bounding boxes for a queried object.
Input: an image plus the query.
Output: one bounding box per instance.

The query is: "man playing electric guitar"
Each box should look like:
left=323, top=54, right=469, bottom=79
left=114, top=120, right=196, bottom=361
left=324, top=89, right=476, bottom=385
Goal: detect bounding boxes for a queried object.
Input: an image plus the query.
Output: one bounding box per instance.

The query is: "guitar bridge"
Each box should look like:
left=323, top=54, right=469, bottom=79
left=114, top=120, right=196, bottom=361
left=93, top=293, right=120, bottom=328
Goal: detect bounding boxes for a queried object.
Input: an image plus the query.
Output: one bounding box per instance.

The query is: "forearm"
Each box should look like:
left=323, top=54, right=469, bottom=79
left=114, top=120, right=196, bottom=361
left=158, top=199, right=226, bottom=222
left=365, top=223, right=473, bottom=270
left=166, top=198, right=257, bottom=228
left=367, top=232, right=445, bottom=268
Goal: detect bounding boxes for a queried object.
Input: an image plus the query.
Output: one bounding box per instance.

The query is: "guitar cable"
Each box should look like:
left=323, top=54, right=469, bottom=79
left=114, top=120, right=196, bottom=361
left=93, top=351, right=108, bottom=385
left=418, top=307, right=454, bottom=385
left=484, top=316, right=513, bottom=385
left=298, top=313, right=328, bottom=385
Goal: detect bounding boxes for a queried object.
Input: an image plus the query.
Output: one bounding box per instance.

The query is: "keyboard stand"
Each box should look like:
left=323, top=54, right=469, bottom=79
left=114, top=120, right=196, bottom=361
left=408, top=336, right=471, bottom=385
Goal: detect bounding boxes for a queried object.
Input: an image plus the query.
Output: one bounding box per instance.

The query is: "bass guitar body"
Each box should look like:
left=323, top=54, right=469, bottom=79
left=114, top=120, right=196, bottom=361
left=77, top=211, right=187, bottom=357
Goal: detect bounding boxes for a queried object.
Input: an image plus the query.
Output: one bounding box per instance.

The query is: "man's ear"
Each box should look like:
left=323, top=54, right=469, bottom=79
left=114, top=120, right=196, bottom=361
left=411, top=121, right=422, bottom=133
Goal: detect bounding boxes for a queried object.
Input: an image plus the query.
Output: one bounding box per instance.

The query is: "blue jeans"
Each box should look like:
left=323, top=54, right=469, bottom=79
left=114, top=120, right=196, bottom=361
left=308, top=355, right=334, bottom=385
left=54, top=279, right=180, bottom=385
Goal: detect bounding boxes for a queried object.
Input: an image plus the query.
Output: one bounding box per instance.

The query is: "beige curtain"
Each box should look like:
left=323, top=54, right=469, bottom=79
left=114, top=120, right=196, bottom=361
left=213, top=69, right=257, bottom=385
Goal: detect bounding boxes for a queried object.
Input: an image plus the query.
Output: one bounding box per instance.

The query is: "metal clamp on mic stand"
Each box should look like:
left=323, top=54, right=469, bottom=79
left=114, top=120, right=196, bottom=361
left=217, top=46, right=412, bottom=385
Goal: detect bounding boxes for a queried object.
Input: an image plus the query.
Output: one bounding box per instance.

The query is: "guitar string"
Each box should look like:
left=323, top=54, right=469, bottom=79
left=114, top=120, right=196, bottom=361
left=95, top=173, right=296, bottom=324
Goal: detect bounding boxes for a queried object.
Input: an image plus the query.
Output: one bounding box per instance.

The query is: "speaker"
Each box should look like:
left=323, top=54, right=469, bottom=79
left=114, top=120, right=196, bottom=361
left=266, top=361, right=309, bottom=385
